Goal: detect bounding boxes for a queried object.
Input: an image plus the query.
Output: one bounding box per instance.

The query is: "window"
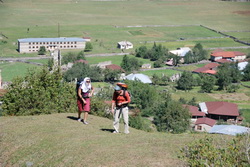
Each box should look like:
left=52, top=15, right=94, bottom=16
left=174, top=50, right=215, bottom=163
left=29, top=42, right=31, bottom=45
left=197, top=125, right=202, bottom=130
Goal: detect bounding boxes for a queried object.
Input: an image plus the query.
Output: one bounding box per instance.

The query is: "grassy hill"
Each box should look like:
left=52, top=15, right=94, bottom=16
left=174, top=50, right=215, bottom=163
left=0, top=113, right=217, bottom=167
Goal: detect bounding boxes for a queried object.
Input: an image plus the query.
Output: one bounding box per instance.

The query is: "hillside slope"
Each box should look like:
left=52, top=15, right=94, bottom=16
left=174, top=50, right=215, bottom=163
left=0, top=113, right=202, bottom=167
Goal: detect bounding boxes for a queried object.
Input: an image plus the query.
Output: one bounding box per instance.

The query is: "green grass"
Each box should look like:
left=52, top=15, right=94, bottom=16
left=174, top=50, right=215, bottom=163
left=26, top=59, right=50, bottom=65
left=141, top=69, right=180, bottom=77
left=0, top=62, right=41, bottom=82
left=86, top=54, right=152, bottom=66
left=0, top=113, right=230, bottom=167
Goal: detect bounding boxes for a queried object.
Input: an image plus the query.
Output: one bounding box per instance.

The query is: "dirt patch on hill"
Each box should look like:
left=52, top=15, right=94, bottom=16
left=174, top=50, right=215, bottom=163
left=208, top=93, right=250, bottom=101
left=233, top=11, right=250, bottom=16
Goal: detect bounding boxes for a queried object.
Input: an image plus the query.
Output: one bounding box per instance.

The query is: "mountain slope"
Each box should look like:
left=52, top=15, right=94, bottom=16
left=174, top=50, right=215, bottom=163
left=0, top=113, right=199, bottom=167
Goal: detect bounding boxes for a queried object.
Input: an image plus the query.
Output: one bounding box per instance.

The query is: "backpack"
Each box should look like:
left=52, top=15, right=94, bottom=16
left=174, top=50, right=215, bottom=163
left=76, top=78, right=84, bottom=95
left=117, top=83, right=132, bottom=101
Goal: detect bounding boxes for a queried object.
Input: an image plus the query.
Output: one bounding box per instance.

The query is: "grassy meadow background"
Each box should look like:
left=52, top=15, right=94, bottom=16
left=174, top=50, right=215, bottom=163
left=0, top=1, right=250, bottom=166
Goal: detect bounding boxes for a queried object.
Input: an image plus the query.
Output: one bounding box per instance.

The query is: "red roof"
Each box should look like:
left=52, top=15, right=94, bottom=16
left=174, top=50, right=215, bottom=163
left=105, top=64, right=125, bottom=72
left=205, top=101, right=239, bottom=116
left=195, top=117, right=216, bottom=127
left=183, top=105, right=205, bottom=117
left=204, top=63, right=220, bottom=69
left=202, top=70, right=217, bottom=75
left=211, top=51, right=245, bottom=58
left=193, top=67, right=210, bottom=73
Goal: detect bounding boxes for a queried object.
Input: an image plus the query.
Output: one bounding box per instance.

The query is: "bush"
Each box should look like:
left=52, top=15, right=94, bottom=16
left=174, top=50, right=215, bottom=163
left=180, top=134, right=250, bottom=167
left=130, top=114, right=153, bottom=132
left=2, top=68, right=77, bottom=116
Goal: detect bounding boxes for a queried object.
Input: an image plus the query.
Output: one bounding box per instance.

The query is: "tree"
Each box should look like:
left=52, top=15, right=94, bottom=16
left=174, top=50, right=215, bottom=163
left=38, top=46, right=46, bottom=55
left=243, top=60, right=250, bottom=81
left=84, top=42, right=93, bottom=52
left=200, top=74, right=216, bottom=93
left=2, top=68, right=76, bottom=116
left=153, top=95, right=190, bottom=133
left=216, top=63, right=232, bottom=90
left=135, top=46, right=147, bottom=58
left=177, top=71, right=194, bottom=91
left=121, top=55, right=142, bottom=72
left=103, top=69, right=120, bottom=81
left=62, top=51, right=86, bottom=65
left=63, top=63, right=103, bottom=82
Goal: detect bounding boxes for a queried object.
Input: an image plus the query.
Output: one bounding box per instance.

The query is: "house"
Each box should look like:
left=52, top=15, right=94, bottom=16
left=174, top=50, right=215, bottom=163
left=183, top=104, right=206, bottom=127
left=105, top=64, right=125, bottom=73
left=199, top=101, right=239, bottom=121
left=141, top=64, right=152, bottom=69
left=210, top=50, right=246, bottom=62
left=169, top=47, right=191, bottom=57
left=238, top=61, right=248, bottom=71
left=209, top=125, right=250, bottom=136
left=125, top=73, right=152, bottom=84
left=18, top=37, right=86, bottom=53
left=193, top=62, right=219, bottom=75
left=194, top=117, right=216, bottom=132
left=96, top=61, right=112, bottom=69
left=117, top=41, right=133, bottom=50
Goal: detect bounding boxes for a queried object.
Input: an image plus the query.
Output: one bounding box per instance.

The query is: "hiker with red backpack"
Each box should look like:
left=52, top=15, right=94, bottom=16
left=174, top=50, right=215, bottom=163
left=111, top=83, right=131, bottom=134
left=77, top=77, right=94, bottom=125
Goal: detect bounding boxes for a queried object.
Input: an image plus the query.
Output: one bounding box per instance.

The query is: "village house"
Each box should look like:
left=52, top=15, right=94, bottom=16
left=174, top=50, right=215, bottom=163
left=193, top=62, right=220, bottom=75
left=199, top=101, right=239, bottom=121
left=210, top=49, right=246, bottom=62
left=105, top=64, right=125, bottom=73
left=18, top=37, right=86, bottom=53
left=194, top=117, right=217, bottom=132
left=117, top=41, right=133, bottom=50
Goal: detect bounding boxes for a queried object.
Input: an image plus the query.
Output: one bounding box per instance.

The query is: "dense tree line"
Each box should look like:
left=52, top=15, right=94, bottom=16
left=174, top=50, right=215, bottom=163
left=135, top=43, right=208, bottom=67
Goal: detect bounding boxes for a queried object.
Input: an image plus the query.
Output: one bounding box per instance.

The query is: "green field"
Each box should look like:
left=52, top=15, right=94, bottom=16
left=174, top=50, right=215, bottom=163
left=0, top=113, right=233, bottom=167
left=0, top=0, right=250, bottom=57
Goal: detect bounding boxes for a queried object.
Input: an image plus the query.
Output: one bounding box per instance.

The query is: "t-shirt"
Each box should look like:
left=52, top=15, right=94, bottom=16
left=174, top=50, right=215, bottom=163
left=112, top=91, right=131, bottom=105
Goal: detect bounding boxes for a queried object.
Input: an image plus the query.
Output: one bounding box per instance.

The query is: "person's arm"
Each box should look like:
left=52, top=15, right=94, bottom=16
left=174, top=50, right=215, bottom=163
left=111, top=92, right=116, bottom=114
left=78, top=87, right=86, bottom=104
left=89, top=86, right=94, bottom=97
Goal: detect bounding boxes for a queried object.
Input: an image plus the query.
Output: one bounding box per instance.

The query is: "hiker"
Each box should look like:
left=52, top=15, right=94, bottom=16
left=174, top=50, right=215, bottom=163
left=111, top=83, right=131, bottom=134
left=77, top=77, right=94, bottom=124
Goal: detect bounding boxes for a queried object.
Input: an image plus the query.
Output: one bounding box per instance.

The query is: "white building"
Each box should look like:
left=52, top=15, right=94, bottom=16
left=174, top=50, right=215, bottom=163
left=169, top=47, right=191, bottom=57
left=117, top=41, right=133, bottom=50
left=18, top=37, right=86, bottom=53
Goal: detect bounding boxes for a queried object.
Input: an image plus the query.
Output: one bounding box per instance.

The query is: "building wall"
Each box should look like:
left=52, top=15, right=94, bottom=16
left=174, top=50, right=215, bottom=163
left=233, top=55, right=246, bottom=61
left=194, top=124, right=212, bottom=132
left=18, top=40, right=86, bottom=53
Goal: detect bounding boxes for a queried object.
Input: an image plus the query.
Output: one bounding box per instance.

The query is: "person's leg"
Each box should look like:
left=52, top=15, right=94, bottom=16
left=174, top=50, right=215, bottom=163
left=83, top=111, right=89, bottom=124
left=83, top=98, right=90, bottom=124
left=122, top=107, right=129, bottom=134
left=113, top=108, right=120, bottom=133
left=77, top=99, right=83, bottom=122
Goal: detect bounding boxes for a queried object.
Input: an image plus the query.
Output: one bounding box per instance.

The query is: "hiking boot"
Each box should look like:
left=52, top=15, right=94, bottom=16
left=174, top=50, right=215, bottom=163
left=112, top=130, right=119, bottom=134
left=78, top=118, right=82, bottom=122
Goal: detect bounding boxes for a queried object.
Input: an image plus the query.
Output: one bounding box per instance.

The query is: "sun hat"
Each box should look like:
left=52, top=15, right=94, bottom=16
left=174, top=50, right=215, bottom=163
left=114, top=85, right=121, bottom=91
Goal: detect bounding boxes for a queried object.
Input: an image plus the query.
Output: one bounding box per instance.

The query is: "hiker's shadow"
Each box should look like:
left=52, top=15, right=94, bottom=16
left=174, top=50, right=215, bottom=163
left=100, top=128, right=114, bottom=133
left=67, top=116, right=78, bottom=121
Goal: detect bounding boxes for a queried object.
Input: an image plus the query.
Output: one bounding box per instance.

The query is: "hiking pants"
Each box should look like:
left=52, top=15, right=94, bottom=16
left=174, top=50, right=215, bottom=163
left=113, top=106, right=129, bottom=134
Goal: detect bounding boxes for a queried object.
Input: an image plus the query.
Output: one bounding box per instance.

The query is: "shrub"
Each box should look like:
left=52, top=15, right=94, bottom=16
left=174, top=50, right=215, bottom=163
left=2, top=68, right=77, bottom=116
left=180, top=134, right=250, bottom=167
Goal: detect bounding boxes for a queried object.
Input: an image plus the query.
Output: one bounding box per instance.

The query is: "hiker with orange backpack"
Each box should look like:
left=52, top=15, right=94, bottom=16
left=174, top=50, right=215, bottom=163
left=111, top=83, right=131, bottom=134
left=77, top=77, right=94, bottom=125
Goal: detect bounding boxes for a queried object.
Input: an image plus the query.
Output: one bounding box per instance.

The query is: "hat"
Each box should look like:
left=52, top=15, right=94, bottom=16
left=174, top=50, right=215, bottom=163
left=114, top=85, right=121, bottom=91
